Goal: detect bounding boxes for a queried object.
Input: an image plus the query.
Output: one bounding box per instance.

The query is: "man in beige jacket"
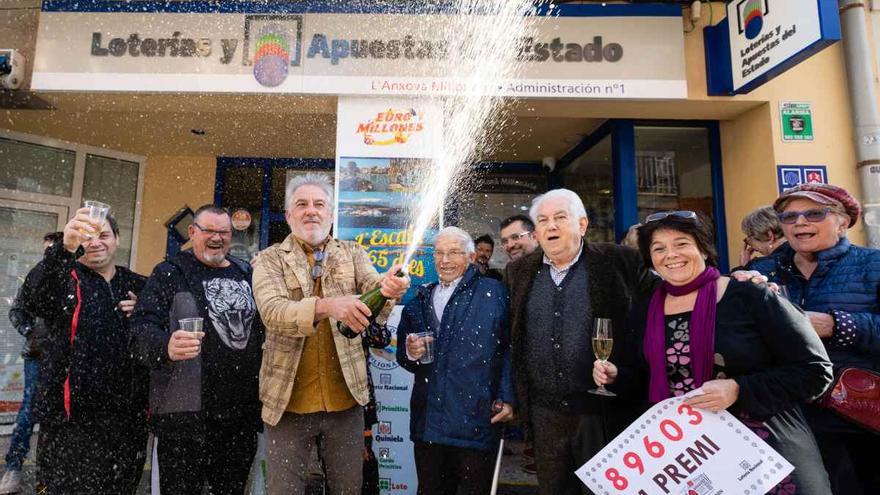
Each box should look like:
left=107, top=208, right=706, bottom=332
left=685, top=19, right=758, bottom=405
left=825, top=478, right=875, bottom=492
left=253, top=173, right=409, bottom=494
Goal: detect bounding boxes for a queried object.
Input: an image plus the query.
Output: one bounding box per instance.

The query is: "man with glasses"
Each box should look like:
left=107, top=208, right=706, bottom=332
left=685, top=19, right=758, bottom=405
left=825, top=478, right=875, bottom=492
left=499, top=215, right=539, bottom=262
left=252, top=173, right=409, bottom=495
left=396, top=226, right=514, bottom=495
left=132, top=204, right=264, bottom=494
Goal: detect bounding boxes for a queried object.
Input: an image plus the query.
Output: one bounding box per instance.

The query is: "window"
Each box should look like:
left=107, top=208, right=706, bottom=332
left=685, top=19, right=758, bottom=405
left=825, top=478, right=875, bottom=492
left=83, top=154, right=140, bottom=266
left=0, top=137, right=75, bottom=196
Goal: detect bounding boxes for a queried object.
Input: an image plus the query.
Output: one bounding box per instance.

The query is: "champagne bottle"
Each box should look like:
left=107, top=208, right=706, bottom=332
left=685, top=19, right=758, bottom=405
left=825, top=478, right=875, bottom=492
left=337, top=271, right=403, bottom=338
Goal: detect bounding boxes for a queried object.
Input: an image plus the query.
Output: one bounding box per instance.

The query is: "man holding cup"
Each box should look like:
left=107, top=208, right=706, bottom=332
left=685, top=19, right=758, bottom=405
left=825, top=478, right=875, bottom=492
left=131, top=204, right=264, bottom=494
left=396, top=226, right=515, bottom=495
left=24, top=205, right=148, bottom=493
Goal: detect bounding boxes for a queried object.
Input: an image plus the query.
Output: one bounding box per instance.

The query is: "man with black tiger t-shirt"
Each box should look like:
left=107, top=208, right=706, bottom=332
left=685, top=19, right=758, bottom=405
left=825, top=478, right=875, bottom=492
left=131, top=205, right=264, bottom=495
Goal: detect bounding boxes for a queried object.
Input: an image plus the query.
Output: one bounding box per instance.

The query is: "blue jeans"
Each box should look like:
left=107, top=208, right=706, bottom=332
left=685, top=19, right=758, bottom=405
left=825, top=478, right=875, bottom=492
left=5, top=358, right=39, bottom=471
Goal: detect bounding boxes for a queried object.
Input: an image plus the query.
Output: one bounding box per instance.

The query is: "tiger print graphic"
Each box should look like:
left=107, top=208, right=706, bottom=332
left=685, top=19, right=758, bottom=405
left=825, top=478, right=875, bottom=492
left=202, top=277, right=256, bottom=350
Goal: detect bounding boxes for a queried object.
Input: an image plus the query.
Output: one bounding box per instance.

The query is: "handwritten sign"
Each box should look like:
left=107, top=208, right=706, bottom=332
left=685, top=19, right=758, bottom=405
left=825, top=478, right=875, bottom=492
left=576, top=394, right=793, bottom=495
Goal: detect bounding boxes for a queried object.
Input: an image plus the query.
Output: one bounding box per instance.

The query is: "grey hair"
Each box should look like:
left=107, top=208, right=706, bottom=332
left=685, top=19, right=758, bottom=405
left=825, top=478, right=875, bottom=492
left=285, top=173, right=334, bottom=211
left=741, top=206, right=784, bottom=241
left=435, top=226, right=475, bottom=254
left=529, top=188, right=588, bottom=225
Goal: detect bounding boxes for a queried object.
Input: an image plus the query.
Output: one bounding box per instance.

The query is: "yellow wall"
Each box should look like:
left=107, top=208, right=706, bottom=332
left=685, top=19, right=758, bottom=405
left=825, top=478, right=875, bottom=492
left=136, top=155, right=215, bottom=274
left=680, top=3, right=866, bottom=267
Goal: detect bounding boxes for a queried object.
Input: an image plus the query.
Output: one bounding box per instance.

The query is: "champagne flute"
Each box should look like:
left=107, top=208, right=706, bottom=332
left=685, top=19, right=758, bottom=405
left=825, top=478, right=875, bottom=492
left=589, top=317, right=616, bottom=397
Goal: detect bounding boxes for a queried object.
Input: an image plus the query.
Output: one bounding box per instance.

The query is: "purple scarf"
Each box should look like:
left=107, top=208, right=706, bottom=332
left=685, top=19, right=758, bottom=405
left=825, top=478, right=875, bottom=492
left=644, top=266, right=720, bottom=403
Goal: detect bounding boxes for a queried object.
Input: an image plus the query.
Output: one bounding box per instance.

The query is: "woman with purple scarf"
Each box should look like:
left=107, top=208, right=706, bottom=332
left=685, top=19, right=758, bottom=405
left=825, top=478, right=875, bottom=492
left=592, top=211, right=834, bottom=495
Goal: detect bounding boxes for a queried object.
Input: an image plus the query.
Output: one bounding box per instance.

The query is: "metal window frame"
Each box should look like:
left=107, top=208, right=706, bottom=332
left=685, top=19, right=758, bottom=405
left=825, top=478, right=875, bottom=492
left=0, top=129, right=146, bottom=268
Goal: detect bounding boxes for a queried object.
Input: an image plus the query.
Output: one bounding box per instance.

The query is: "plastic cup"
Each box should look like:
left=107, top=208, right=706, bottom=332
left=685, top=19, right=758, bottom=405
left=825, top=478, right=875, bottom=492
left=83, top=200, right=110, bottom=238
left=179, top=317, right=204, bottom=340
left=415, top=331, right=435, bottom=364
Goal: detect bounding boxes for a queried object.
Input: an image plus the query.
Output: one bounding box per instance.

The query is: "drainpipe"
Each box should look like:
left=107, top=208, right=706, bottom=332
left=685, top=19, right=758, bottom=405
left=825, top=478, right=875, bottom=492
left=839, top=0, right=880, bottom=247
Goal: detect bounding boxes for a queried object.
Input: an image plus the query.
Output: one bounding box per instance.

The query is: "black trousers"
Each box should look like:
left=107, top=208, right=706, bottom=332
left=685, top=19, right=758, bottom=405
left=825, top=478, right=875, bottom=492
left=37, top=418, right=148, bottom=494
left=815, top=430, right=880, bottom=495
left=156, top=415, right=258, bottom=495
left=413, top=441, right=497, bottom=495
left=530, top=406, right=612, bottom=495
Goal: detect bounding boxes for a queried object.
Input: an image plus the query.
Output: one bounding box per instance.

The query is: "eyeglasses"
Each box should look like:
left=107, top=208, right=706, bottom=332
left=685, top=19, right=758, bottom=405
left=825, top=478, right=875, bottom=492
left=645, top=210, right=698, bottom=223
left=433, top=250, right=467, bottom=260
left=777, top=207, right=832, bottom=225
left=500, top=231, right=533, bottom=245
left=311, top=250, right=325, bottom=280
left=193, top=222, right=232, bottom=238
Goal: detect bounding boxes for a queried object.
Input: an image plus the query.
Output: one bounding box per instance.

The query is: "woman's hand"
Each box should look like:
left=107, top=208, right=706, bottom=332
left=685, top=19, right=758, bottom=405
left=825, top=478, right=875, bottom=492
left=593, top=360, right=619, bottom=386
left=684, top=379, right=740, bottom=412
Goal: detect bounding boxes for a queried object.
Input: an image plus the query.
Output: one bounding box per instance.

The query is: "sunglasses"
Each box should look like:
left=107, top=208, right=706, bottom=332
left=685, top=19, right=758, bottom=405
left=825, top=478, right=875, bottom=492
left=311, top=250, right=325, bottom=280
left=777, top=207, right=832, bottom=225
left=645, top=210, right=698, bottom=223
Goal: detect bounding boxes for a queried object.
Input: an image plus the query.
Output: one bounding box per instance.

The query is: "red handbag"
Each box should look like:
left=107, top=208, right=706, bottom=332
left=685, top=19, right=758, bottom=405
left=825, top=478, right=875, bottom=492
left=819, top=368, right=880, bottom=434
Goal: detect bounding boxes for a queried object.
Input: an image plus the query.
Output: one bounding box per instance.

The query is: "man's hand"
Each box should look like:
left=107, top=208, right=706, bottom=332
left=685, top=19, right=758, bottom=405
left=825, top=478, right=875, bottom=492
left=490, top=402, right=514, bottom=424
left=380, top=264, right=410, bottom=299
left=167, top=329, right=204, bottom=361
left=684, top=379, right=739, bottom=412
left=405, top=333, right=426, bottom=360
left=806, top=311, right=834, bottom=338
left=62, top=207, right=99, bottom=253
left=592, top=360, right=619, bottom=386
left=118, top=291, right=138, bottom=318
left=317, top=295, right=372, bottom=333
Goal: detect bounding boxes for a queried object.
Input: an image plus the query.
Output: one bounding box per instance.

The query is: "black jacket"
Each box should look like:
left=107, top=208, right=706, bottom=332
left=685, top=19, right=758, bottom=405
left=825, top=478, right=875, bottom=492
left=9, top=259, right=51, bottom=359
left=504, top=241, right=657, bottom=436
left=25, top=243, right=147, bottom=424
left=130, top=250, right=263, bottom=432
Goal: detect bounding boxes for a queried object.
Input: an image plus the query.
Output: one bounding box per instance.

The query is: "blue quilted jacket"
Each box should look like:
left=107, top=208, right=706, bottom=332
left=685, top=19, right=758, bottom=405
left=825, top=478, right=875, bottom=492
left=747, top=238, right=880, bottom=373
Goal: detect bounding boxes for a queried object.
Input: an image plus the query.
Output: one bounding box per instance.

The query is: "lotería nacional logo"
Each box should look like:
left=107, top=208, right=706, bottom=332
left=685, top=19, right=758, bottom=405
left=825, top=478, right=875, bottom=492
left=737, top=0, right=770, bottom=40
left=356, top=108, right=425, bottom=146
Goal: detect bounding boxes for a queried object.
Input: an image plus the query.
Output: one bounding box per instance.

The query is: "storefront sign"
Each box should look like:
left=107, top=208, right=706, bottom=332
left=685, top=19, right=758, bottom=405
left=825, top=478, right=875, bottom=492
left=33, top=2, right=687, bottom=99
left=335, top=98, right=442, bottom=494
left=368, top=307, right=417, bottom=495
left=777, top=165, right=827, bottom=193
left=705, top=0, right=840, bottom=95
left=576, top=394, right=793, bottom=495
left=781, top=102, right=814, bottom=141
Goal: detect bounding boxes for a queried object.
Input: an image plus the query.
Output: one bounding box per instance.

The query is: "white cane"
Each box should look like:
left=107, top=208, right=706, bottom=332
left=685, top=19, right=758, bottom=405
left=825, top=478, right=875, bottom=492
left=490, top=400, right=505, bottom=495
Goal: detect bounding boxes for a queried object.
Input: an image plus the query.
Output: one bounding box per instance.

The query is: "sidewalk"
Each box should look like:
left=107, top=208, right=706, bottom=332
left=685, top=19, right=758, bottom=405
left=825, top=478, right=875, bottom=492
left=0, top=430, right=538, bottom=494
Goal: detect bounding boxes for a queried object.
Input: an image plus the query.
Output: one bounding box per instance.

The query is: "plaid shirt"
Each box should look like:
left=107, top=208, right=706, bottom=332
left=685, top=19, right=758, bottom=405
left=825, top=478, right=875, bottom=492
left=252, top=234, right=385, bottom=426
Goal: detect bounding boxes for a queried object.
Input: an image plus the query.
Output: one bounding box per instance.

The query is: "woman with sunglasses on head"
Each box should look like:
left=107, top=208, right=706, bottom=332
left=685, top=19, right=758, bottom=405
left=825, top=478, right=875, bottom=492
left=746, top=184, right=880, bottom=495
left=593, top=210, right=834, bottom=495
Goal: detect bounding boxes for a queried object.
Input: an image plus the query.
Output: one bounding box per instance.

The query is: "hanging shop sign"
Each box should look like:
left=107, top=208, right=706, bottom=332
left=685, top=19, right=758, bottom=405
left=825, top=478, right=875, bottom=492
left=780, top=101, right=814, bottom=142
left=704, top=0, right=840, bottom=95
left=33, top=2, right=687, bottom=99
left=777, top=165, right=828, bottom=193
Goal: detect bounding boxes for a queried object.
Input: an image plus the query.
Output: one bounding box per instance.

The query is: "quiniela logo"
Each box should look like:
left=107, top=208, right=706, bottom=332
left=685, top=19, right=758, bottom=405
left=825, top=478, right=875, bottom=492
left=737, top=0, right=769, bottom=40
left=356, top=108, right=425, bottom=146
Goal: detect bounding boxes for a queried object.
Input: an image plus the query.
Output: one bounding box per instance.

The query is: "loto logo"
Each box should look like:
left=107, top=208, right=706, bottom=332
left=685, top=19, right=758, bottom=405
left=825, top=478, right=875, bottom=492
left=737, top=0, right=769, bottom=40
left=379, top=478, right=409, bottom=491
left=355, top=108, right=425, bottom=146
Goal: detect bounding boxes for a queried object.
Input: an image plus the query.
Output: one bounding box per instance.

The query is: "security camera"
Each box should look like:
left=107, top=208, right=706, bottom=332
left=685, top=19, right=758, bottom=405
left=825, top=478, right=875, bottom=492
left=0, top=49, right=25, bottom=90
left=542, top=156, right=557, bottom=172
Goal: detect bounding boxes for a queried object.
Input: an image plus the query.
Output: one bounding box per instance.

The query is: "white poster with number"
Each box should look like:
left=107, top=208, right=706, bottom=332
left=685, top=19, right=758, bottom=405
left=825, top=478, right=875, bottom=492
left=576, top=393, right=793, bottom=495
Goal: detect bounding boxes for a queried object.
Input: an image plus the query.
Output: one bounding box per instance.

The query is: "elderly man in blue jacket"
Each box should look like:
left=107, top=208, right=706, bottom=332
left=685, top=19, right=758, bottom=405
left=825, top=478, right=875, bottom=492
left=397, top=226, right=514, bottom=495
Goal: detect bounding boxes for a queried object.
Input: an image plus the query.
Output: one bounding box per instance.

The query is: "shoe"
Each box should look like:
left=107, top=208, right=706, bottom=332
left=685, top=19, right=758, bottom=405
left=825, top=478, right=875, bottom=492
left=520, top=462, right=537, bottom=475
left=0, top=470, right=22, bottom=494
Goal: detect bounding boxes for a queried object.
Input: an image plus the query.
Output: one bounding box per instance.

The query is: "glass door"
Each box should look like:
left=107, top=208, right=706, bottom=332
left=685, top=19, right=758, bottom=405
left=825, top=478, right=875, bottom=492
left=0, top=200, right=67, bottom=421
